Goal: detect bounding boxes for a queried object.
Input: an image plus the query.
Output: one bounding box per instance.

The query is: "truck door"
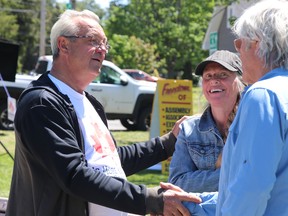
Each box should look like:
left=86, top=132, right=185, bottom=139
left=85, top=65, right=135, bottom=114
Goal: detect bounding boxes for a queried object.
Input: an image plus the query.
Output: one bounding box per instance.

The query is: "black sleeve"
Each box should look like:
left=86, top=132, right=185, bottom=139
left=118, top=132, right=176, bottom=176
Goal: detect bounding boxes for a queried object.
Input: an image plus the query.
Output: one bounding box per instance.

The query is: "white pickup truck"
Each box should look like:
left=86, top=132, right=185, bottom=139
left=0, top=56, right=156, bottom=131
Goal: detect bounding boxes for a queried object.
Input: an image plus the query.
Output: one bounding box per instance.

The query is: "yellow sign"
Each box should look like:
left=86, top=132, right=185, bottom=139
left=158, top=80, right=193, bottom=135
left=150, top=79, right=193, bottom=174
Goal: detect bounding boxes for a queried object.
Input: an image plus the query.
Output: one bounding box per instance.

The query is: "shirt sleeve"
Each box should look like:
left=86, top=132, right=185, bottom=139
left=168, top=125, right=220, bottom=193
left=220, top=88, right=284, bottom=215
left=183, top=192, right=218, bottom=216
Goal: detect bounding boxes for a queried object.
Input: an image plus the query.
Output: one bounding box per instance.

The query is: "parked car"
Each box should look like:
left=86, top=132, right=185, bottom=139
left=123, top=69, right=160, bottom=82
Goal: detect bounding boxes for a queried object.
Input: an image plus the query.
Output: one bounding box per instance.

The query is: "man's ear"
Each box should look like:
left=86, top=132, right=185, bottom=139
left=57, top=36, right=69, bottom=53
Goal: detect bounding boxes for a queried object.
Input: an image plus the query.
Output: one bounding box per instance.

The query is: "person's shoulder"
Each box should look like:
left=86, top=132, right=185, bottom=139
left=190, top=113, right=202, bottom=120
left=192, top=113, right=202, bottom=118
left=247, top=75, right=287, bottom=99
left=182, top=114, right=202, bottom=125
left=18, top=81, right=66, bottom=111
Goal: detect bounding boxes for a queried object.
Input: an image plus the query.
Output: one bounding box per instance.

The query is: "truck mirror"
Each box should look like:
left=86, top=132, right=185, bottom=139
left=120, top=75, right=128, bottom=86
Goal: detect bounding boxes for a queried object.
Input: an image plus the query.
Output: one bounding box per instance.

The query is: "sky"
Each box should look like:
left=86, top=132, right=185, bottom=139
left=95, top=0, right=112, bottom=9
left=57, top=0, right=128, bottom=9
left=96, top=0, right=128, bottom=9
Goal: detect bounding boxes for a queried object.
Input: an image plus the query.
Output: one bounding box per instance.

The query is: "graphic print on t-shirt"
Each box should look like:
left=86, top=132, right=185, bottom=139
left=90, top=120, right=116, bottom=158
left=84, top=112, right=126, bottom=179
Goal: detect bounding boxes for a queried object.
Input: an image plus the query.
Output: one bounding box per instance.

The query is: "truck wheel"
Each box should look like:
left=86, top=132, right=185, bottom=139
left=120, top=118, right=137, bottom=131
left=0, top=103, right=14, bottom=130
left=137, top=107, right=151, bottom=131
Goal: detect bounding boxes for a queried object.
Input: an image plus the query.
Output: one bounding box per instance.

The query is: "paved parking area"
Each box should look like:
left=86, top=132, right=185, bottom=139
left=108, top=120, right=126, bottom=131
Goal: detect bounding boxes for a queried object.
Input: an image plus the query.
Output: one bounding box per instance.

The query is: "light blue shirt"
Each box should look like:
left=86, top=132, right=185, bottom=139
left=186, top=68, right=288, bottom=215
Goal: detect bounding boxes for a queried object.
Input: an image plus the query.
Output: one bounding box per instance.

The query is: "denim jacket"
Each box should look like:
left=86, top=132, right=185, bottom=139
left=168, top=106, right=224, bottom=193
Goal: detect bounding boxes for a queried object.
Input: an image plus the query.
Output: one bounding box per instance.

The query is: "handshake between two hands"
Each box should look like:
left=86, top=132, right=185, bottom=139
left=151, top=182, right=202, bottom=216
left=150, top=116, right=222, bottom=215
left=149, top=151, right=223, bottom=216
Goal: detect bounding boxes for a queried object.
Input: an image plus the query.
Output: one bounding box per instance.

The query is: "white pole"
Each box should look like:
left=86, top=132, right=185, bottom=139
left=39, top=0, right=46, bottom=56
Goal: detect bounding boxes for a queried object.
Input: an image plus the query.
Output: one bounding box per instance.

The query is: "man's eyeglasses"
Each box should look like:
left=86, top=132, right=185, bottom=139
left=63, top=35, right=111, bottom=53
left=234, top=38, right=258, bottom=52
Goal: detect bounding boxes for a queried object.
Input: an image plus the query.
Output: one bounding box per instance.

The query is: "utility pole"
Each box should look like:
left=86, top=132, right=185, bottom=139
left=39, top=0, right=46, bottom=56
left=71, top=0, right=76, bottom=9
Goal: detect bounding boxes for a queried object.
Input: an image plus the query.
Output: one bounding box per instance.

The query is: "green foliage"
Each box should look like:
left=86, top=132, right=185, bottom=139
left=107, top=34, right=164, bottom=72
left=0, top=12, right=19, bottom=40
left=111, top=131, right=149, bottom=146
left=0, top=130, right=15, bottom=197
left=105, top=0, right=214, bottom=79
left=127, top=169, right=168, bottom=187
left=18, top=1, right=42, bottom=72
left=215, top=0, right=240, bottom=6
left=0, top=0, right=106, bottom=73
left=0, top=0, right=239, bottom=76
left=75, top=0, right=105, bottom=19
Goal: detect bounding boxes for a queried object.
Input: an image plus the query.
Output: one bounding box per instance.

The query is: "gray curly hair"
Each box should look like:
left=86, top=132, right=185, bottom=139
left=232, top=0, right=288, bottom=70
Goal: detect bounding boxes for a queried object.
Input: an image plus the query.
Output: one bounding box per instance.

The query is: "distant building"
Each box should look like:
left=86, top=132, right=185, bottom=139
left=202, top=0, right=258, bottom=54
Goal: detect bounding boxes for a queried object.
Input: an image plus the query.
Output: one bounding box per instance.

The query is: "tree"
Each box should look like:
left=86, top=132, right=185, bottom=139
left=0, top=0, right=43, bottom=72
left=105, top=0, right=240, bottom=82
left=0, top=0, right=238, bottom=76
left=75, top=0, right=105, bottom=19
left=106, top=34, right=164, bottom=73
left=105, top=0, right=214, bottom=81
left=0, top=13, right=19, bottom=40
left=0, top=0, right=106, bottom=73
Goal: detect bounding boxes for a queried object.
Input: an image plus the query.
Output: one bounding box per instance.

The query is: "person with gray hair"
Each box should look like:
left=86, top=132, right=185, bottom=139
left=5, top=9, right=201, bottom=216
left=162, top=0, right=288, bottom=215
left=50, top=9, right=100, bottom=57
left=217, top=1, right=288, bottom=214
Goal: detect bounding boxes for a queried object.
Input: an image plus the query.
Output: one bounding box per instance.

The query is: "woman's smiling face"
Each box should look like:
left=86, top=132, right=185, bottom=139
left=202, top=62, right=240, bottom=108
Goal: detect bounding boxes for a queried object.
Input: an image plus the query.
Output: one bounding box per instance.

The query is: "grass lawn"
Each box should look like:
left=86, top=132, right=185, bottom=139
left=112, top=131, right=169, bottom=187
left=0, top=86, right=206, bottom=198
left=0, top=130, right=15, bottom=197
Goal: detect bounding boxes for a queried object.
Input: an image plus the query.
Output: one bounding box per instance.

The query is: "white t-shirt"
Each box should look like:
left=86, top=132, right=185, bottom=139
left=48, top=74, right=128, bottom=216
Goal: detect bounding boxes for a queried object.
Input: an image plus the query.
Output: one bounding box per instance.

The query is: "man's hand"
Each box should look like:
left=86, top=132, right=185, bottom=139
left=155, top=182, right=202, bottom=216
left=171, top=116, right=189, bottom=138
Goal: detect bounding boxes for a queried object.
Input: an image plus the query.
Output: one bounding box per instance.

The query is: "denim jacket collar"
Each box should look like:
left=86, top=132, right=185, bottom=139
left=198, top=106, right=219, bottom=133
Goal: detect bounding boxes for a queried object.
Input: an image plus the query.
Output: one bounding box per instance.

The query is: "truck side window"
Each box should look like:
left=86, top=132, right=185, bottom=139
left=93, top=66, right=122, bottom=85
